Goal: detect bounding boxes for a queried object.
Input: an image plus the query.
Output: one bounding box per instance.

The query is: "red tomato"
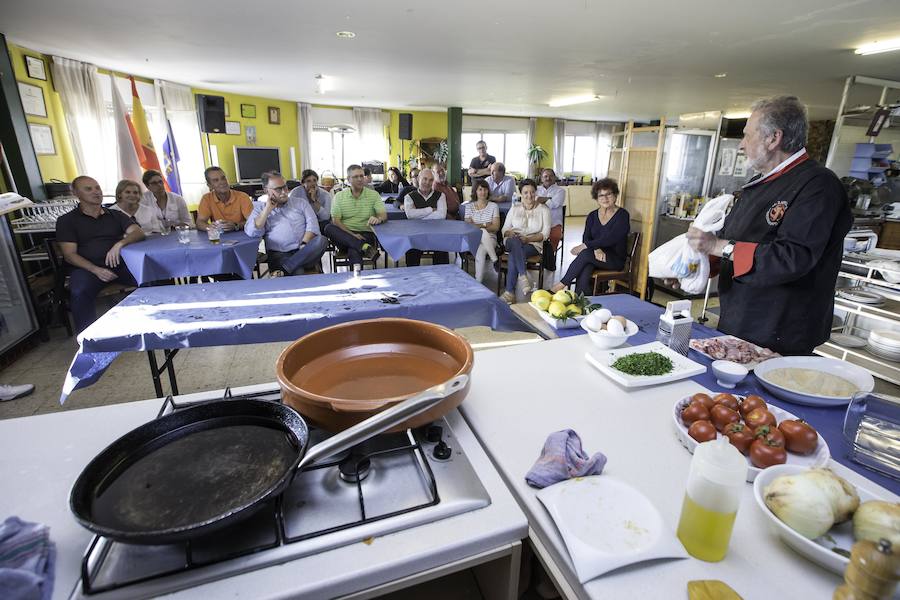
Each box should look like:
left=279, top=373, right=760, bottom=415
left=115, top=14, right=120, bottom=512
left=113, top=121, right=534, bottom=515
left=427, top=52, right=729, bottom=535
left=750, top=438, right=787, bottom=468
left=713, top=393, right=739, bottom=411
left=688, top=420, right=717, bottom=443
left=778, top=420, right=819, bottom=455
left=739, top=395, right=767, bottom=418
left=752, top=424, right=785, bottom=447
left=723, top=422, right=754, bottom=455
left=691, top=393, right=716, bottom=410
left=681, top=401, right=711, bottom=426
left=710, top=404, right=740, bottom=432
left=745, top=407, right=777, bottom=430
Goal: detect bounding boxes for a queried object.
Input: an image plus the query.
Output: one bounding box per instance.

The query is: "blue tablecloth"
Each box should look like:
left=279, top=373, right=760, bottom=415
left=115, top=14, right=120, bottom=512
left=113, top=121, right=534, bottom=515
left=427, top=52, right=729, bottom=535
left=120, top=230, right=261, bottom=284
left=384, top=203, right=407, bottom=221
left=554, top=294, right=900, bottom=495
left=61, top=265, right=527, bottom=401
left=373, top=220, right=483, bottom=261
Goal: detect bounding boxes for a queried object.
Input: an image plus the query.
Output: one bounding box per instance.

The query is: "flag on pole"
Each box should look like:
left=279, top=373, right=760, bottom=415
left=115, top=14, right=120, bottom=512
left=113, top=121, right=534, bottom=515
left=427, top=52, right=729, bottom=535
left=127, top=76, right=164, bottom=179
left=162, top=119, right=182, bottom=195
left=111, top=73, right=143, bottom=184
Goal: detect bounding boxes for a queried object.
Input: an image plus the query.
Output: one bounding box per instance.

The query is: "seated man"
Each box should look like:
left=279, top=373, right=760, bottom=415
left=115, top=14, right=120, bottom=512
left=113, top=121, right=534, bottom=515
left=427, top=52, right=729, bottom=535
left=290, top=169, right=332, bottom=230
left=196, top=166, right=253, bottom=232
left=55, top=176, right=145, bottom=333
left=246, top=172, right=327, bottom=275
left=323, top=164, right=386, bottom=267
left=396, top=167, right=420, bottom=205
left=536, top=168, right=567, bottom=271
left=433, top=164, right=460, bottom=218
left=402, top=168, right=448, bottom=266
left=488, top=162, right=516, bottom=203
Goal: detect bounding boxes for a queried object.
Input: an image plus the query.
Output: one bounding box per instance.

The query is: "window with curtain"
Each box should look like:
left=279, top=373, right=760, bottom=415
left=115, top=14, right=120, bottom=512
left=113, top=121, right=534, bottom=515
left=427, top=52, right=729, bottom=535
left=461, top=131, right=528, bottom=175
left=310, top=126, right=360, bottom=177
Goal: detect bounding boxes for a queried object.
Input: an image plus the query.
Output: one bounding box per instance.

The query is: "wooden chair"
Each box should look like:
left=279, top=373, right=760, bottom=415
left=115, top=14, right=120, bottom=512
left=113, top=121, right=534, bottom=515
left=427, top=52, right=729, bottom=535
left=590, top=232, right=641, bottom=295
left=496, top=245, right=544, bottom=295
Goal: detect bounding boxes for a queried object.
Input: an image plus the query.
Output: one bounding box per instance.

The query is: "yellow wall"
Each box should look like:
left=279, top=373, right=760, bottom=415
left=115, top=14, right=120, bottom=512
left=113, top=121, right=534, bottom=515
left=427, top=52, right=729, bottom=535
left=533, top=117, right=555, bottom=173
left=8, top=43, right=78, bottom=183
left=386, top=110, right=448, bottom=168
left=193, top=88, right=299, bottom=182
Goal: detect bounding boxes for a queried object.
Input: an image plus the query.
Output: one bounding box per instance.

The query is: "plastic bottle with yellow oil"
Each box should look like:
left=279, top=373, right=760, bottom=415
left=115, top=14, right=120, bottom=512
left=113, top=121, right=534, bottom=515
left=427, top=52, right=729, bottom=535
left=676, top=437, right=747, bottom=562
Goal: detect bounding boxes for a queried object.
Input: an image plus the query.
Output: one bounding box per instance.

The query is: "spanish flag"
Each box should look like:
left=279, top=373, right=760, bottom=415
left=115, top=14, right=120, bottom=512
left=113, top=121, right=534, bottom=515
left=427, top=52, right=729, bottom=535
left=127, top=76, right=164, bottom=181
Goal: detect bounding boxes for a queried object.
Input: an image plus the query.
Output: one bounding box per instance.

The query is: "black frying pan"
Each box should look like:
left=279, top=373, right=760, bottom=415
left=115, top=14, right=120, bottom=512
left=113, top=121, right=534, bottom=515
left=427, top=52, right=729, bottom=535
left=70, top=375, right=468, bottom=545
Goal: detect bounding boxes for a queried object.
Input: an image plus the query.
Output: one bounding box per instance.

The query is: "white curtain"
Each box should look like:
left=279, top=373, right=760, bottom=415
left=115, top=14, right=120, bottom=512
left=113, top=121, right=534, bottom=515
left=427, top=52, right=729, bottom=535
left=50, top=57, right=114, bottom=189
left=593, top=122, right=619, bottom=180
left=298, top=102, right=312, bottom=172
left=553, top=119, right=566, bottom=175
left=155, top=80, right=206, bottom=206
left=526, top=117, right=537, bottom=176
left=353, top=107, right=386, bottom=164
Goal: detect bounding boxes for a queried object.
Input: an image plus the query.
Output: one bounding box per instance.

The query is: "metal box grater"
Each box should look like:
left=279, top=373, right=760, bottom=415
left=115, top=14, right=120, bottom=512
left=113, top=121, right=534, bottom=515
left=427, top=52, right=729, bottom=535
left=656, top=300, right=693, bottom=356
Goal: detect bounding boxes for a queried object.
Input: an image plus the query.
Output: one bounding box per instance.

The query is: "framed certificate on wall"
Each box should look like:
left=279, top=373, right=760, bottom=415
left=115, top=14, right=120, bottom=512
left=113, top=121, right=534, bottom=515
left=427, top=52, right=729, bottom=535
left=18, top=82, right=47, bottom=117
left=29, top=123, right=55, bottom=155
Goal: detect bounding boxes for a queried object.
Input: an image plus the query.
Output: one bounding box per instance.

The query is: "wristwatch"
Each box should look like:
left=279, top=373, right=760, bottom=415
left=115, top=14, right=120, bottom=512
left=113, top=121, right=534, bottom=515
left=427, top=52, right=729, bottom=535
left=721, top=240, right=736, bottom=261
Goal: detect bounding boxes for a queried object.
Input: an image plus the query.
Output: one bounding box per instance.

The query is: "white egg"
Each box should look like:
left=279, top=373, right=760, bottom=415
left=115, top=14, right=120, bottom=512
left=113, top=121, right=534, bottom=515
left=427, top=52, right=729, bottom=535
left=584, top=311, right=605, bottom=331
left=594, top=308, right=612, bottom=324
left=605, top=318, right=625, bottom=336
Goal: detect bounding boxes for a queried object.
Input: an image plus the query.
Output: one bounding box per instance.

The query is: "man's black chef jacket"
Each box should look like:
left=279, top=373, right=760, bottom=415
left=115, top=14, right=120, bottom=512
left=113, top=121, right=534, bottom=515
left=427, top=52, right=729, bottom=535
left=717, top=153, right=851, bottom=355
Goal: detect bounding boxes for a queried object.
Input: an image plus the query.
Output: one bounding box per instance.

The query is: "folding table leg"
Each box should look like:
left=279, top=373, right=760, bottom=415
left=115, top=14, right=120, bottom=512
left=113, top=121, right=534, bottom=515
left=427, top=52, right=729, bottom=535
left=146, top=349, right=181, bottom=398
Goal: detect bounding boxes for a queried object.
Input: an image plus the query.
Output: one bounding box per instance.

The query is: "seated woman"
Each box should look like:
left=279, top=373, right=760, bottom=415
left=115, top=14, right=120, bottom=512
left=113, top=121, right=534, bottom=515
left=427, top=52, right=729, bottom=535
left=551, top=178, right=630, bottom=295
left=141, top=169, right=193, bottom=228
left=464, top=179, right=501, bottom=283
left=375, top=167, right=408, bottom=194
left=111, top=179, right=162, bottom=234
left=500, top=179, right=550, bottom=303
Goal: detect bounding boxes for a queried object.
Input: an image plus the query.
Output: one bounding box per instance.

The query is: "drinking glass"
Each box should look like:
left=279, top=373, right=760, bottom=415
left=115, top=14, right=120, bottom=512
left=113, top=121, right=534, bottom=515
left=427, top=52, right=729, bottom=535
left=176, top=225, right=191, bottom=245
left=843, top=392, right=900, bottom=480
left=207, top=224, right=221, bottom=244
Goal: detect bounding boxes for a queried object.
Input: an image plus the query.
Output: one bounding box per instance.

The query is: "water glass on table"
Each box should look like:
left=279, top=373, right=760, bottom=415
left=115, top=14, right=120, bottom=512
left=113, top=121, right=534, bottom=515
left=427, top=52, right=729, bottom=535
left=176, top=225, right=191, bottom=245
left=207, top=223, right=221, bottom=244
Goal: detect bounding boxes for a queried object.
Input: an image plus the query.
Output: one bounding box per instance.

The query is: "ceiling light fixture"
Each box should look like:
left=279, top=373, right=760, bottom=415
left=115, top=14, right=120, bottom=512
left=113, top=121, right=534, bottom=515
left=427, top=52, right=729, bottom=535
left=855, top=38, right=900, bottom=55
left=335, top=31, right=356, bottom=39
left=714, top=73, right=727, bottom=78
left=548, top=94, right=602, bottom=108
left=314, top=74, right=329, bottom=94
left=723, top=111, right=751, bottom=119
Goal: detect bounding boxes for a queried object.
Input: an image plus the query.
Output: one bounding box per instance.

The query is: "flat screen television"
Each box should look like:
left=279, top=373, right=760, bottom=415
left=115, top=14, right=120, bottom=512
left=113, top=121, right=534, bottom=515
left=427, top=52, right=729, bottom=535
left=233, top=146, right=281, bottom=182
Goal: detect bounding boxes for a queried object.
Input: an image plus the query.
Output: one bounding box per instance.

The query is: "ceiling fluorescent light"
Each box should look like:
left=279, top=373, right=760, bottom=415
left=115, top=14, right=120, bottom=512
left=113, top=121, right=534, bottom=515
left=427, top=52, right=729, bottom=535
left=548, top=94, right=601, bottom=108
left=724, top=111, right=751, bottom=119
left=855, top=38, right=900, bottom=55
left=314, top=74, right=329, bottom=94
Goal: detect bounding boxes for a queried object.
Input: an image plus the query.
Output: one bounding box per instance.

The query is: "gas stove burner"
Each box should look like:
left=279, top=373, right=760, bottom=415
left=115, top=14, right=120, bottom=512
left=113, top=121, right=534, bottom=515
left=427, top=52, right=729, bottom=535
left=338, top=454, right=372, bottom=483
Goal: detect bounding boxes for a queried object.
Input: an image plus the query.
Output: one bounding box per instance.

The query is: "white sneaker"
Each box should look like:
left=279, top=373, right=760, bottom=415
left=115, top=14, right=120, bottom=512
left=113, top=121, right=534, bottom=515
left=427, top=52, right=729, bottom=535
left=0, top=383, right=35, bottom=402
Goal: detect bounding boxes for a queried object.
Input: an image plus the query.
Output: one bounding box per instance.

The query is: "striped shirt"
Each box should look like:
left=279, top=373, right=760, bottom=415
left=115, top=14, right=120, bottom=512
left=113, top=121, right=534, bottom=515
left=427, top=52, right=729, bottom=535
left=331, top=187, right=386, bottom=231
left=464, top=201, right=499, bottom=225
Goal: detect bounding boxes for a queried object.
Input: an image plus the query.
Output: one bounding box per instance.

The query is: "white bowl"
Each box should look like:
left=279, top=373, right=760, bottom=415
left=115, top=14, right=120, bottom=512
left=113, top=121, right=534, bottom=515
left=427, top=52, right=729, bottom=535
left=711, top=360, right=748, bottom=388
left=869, top=259, right=900, bottom=284
left=580, top=318, right=639, bottom=349
left=753, top=464, right=883, bottom=575
left=753, top=356, right=875, bottom=407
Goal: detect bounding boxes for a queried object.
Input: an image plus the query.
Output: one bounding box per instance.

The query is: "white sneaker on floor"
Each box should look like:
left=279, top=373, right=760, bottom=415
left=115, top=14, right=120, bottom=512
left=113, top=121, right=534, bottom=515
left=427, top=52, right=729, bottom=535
left=516, top=274, right=533, bottom=296
left=500, top=291, right=516, bottom=304
left=0, top=383, right=35, bottom=402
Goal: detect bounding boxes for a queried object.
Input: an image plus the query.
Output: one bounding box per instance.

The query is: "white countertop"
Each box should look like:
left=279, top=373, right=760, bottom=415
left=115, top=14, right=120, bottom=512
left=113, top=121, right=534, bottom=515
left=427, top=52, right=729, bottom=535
left=460, top=335, right=900, bottom=600
left=0, top=385, right=527, bottom=600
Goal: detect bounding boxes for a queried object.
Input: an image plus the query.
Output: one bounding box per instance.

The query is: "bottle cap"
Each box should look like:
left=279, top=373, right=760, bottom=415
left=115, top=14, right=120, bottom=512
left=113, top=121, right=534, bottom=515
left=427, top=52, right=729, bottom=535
left=693, top=437, right=747, bottom=486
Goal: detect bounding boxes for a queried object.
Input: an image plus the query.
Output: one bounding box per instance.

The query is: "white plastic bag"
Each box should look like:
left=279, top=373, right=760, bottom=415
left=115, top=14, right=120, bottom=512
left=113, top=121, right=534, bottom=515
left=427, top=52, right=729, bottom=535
left=648, top=194, right=734, bottom=294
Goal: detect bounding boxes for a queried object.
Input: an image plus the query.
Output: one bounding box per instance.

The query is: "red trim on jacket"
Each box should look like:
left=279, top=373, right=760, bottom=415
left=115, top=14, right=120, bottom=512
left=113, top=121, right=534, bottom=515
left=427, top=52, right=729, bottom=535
left=732, top=242, right=758, bottom=277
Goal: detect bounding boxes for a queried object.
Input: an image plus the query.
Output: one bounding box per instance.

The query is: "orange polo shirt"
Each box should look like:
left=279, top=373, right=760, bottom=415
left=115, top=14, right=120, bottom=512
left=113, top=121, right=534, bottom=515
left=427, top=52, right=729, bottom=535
left=198, top=190, right=254, bottom=226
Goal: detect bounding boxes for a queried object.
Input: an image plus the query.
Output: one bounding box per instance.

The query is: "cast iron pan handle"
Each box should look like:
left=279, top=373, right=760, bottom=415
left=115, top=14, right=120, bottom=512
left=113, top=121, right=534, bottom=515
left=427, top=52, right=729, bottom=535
left=297, top=374, right=468, bottom=469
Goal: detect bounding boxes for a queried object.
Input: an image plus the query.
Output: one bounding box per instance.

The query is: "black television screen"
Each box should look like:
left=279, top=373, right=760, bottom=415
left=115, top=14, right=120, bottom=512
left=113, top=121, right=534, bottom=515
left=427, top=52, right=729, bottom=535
left=233, top=147, right=281, bottom=182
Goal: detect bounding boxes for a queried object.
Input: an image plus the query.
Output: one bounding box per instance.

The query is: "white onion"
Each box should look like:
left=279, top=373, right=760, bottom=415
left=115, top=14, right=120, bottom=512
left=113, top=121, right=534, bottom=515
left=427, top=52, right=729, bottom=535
left=853, top=500, right=900, bottom=546
left=764, top=468, right=860, bottom=539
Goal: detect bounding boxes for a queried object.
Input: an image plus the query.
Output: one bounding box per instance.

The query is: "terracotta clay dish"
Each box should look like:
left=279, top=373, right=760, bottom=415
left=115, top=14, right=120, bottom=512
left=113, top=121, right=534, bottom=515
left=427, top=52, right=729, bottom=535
left=276, top=318, right=474, bottom=432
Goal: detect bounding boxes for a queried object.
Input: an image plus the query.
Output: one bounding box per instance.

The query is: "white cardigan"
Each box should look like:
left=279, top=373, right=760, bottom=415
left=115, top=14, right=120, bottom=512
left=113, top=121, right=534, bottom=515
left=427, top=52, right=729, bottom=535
left=501, top=203, right=551, bottom=250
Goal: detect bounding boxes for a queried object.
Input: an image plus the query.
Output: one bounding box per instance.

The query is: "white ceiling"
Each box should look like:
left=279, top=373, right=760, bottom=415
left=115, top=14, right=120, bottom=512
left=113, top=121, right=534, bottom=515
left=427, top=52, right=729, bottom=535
left=5, top=0, right=900, bottom=121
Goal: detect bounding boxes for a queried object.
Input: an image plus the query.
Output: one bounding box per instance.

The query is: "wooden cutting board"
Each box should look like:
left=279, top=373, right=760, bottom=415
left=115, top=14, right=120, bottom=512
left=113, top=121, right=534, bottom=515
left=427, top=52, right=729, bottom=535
left=687, top=580, right=743, bottom=600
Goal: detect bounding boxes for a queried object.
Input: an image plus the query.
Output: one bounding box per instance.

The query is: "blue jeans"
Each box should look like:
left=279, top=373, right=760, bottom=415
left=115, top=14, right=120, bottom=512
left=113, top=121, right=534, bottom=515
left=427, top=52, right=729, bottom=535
left=69, top=264, right=136, bottom=333
left=504, top=237, right=539, bottom=292
left=268, top=235, right=328, bottom=275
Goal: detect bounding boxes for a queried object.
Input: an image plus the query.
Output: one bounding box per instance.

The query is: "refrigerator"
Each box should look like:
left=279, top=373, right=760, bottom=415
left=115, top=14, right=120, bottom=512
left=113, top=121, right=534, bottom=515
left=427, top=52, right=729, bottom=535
left=0, top=204, right=39, bottom=357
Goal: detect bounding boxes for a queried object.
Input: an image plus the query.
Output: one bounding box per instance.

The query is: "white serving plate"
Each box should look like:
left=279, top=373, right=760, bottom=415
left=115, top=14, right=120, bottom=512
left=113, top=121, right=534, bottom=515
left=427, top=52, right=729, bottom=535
left=754, top=356, right=875, bottom=407
left=537, top=476, right=687, bottom=583
left=688, top=335, right=779, bottom=370
left=836, top=289, right=885, bottom=306
left=753, top=464, right=884, bottom=575
left=672, top=395, right=830, bottom=482
left=529, top=302, right=586, bottom=330
left=829, top=333, right=867, bottom=348
left=585, top=341, right=707, bottom=388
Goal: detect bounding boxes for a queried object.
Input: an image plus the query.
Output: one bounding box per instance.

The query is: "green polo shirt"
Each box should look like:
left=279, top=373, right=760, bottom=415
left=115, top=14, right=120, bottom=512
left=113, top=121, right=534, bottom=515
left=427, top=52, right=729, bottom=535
left=331, top=187, right=386, bottom=232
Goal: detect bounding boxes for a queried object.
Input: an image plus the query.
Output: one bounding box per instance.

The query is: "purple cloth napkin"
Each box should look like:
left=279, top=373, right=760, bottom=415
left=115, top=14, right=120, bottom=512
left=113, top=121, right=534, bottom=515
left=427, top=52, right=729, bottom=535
left=525, top=429, right=607, bottom=488
left=0, top=517, right=56, bottom=600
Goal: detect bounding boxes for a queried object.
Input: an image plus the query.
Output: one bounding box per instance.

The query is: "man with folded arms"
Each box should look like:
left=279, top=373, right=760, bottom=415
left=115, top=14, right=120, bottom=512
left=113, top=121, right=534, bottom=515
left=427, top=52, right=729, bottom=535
left=55, top=175, right=145, bottom=332
left=246, top=172, right=327, bottom=275
left=488, top=162, right=516, bottom=203
left=324, top=164, right=386, bottom=267
left=536, top=168, right=566, bottom=270
left=196, top=166, right=253, bottom=232
left=402, top=168, right=448, bottom=267
left=467, top=140, right=495, bottom=182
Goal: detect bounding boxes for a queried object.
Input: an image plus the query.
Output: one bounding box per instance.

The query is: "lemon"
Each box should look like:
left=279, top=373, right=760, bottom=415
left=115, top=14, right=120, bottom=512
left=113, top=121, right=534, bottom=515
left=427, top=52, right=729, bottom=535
left=552, top=290, right=573, bottom=305
left=531, top=289, right=552, bottom=304
left=567, top=304, right=583, bottom=316
left=548, top=301, right=568, bottom=319
left=534, top=296, right=551, bottom=311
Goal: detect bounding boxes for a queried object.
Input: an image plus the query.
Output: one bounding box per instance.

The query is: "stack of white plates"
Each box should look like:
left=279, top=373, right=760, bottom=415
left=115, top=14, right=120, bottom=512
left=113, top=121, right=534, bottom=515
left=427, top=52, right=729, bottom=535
left=867, top=329, right=900, bottom=361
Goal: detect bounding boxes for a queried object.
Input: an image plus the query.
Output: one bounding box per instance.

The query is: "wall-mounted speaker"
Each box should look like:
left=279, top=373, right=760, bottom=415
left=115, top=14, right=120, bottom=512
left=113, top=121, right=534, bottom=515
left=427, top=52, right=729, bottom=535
left=197, top=94, right=226, bottom=133
left=399, top=113, right=413, bottom=140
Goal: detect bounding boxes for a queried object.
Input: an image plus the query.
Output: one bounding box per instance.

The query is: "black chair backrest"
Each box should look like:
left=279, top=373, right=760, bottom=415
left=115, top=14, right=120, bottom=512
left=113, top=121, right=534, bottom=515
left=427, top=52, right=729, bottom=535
left=44, top=238, right=65, bottom=272
left=624, top=231, right=641, bottom=271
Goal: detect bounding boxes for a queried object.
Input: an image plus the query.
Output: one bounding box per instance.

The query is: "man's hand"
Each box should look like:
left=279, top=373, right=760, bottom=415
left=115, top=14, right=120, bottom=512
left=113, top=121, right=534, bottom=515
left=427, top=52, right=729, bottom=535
left=105, top=242, right=123, bottom=268
left=686, top=226, right=725, bottom=255
left=93, top=266, right=118, bottom=282
left=367, top=216, right=382, bottom=226
left=216, top=220, right=237, bottom=232
left=468, top=167, right=476, bottom=176
left=571, top=243, right=587, bottom=256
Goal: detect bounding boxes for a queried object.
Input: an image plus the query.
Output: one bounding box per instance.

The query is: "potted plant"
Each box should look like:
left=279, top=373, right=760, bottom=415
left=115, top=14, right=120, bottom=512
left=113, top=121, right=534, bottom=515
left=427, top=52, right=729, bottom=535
left=527, top=144, right=548, bottom=177
left=432, top=140, right=449, bottom=166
